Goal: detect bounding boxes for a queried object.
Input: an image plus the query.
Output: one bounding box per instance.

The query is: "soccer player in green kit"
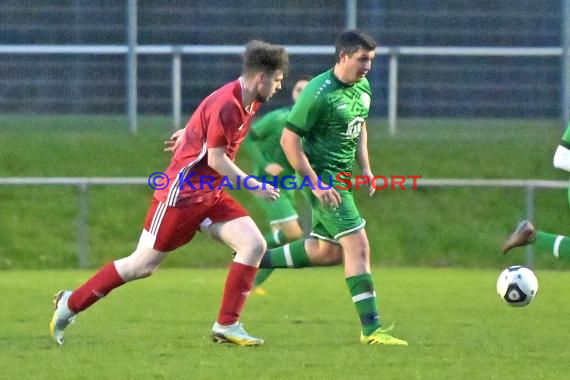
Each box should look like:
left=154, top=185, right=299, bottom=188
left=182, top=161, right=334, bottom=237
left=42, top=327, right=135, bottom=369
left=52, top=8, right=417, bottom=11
left=503, top=122, right=570, bottom=260
left=258, top=30, right=408, bottom=345
left=244, top=75, right=345, bottom=291
left=243, top=76, right=311, bottom=250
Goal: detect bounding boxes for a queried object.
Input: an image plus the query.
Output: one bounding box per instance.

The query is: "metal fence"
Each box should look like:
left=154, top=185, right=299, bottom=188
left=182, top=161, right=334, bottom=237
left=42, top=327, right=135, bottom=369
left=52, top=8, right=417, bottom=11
left=0, top=177, right=566, bottom=268
left=1, top=44, right=567, bottom=136
left=1, top=1, right=569, bottom=130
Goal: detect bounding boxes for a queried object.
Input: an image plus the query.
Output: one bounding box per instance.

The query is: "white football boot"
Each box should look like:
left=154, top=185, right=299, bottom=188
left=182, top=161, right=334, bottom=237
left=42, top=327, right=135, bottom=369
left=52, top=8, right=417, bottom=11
left=49, top=290, right=76, bottom=345
left=211, top=321, right=264, bottom=346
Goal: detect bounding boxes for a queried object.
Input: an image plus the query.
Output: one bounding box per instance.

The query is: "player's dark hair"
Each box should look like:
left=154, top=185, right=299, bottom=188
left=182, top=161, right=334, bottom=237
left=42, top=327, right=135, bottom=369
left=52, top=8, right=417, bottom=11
left=243, top=40, right=289, bottom=76
left=334, top=30, right=376, bottom=63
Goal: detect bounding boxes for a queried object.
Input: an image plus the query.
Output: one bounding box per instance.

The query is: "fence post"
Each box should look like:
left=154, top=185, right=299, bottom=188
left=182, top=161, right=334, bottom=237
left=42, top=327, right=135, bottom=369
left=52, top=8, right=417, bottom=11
left=172, top=48, right=182, bottom=132
left=78, top=183, right=89, bottom=269
left=388, top=51, right=399, bottom=135
left=126, top=0, right=138, bottom=134
left=345, top=0, right=357, bottom=29
left=525, top=185, right=534, bottom=268
left=562, top=0, right=570, bottom=128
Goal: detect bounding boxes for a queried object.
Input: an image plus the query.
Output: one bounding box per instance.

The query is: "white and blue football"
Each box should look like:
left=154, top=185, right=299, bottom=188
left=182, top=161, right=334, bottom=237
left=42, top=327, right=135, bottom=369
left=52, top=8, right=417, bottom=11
left=496, top=266, right=538, bottom=307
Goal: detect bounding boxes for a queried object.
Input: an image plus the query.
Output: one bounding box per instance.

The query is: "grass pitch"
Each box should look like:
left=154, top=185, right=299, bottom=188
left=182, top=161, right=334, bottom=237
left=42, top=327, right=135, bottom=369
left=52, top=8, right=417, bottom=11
left=1, top=116, right=570, bottom=270
left=1, top=267, right=569, bottom=379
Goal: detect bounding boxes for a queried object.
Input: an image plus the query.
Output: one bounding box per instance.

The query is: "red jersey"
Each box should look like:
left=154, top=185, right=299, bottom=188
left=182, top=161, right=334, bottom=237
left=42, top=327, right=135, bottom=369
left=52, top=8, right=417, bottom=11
left=155, top=78, right=260, bottom=206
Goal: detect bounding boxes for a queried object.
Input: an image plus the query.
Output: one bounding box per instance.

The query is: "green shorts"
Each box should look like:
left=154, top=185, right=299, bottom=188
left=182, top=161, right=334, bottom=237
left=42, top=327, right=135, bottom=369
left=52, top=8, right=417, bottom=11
left=303, top=185, right=366, bottom=243
left=256, top=187, right=298, bottom=225
left=255, top=170, right=299, bottom=225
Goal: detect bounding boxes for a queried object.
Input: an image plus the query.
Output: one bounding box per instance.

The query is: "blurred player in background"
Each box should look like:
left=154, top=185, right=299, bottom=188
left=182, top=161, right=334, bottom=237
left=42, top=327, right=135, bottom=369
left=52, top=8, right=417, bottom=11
left=503, top=122, right=570, bottom=260
left=244, top=76, right=312, bottom=250
left=243, top=75, right=344, bottom=292
left=258, top=30, right=408, bottom=345
left=50, top=40, right=288, bottom=347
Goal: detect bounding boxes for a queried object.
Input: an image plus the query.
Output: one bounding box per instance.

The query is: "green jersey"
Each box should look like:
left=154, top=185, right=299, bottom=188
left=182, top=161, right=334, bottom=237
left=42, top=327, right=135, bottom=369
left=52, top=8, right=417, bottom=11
left=286, top=69, right=371, bottom=175
left=561, top=123, right=570, bottom=148
left=243, top=107, right=295, bottom=177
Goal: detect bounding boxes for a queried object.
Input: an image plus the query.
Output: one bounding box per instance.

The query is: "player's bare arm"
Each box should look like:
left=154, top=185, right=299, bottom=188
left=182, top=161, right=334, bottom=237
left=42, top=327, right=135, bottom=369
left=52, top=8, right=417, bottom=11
left=208, top=147, right=280, bottom=201
left=281, top=128, right=341, bottom=207
left=356, top=123, right=375, bottom=197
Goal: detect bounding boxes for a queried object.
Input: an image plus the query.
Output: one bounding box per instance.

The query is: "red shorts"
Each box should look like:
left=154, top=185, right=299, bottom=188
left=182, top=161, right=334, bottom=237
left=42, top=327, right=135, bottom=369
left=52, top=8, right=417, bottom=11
left=139, top=191, right=248, bottom=252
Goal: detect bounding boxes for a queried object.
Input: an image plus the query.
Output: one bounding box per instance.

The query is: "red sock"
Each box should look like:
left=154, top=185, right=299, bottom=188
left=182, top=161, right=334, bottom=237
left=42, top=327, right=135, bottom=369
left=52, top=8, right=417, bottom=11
left=68, top=262, right=125, bottom=313
left=217, top=262, right=258, bottom=325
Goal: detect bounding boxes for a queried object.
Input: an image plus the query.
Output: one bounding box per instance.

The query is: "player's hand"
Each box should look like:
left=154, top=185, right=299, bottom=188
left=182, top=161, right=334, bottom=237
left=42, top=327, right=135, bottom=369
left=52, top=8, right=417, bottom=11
left=164, top=129, right=185, bottom=153
left=362, top=168, right=376, bottom=197
left=250, top=180, right=280, bottom=201
left=312, top=186, right=341, bottom=208
left=264, top=163, right=284, bottom=176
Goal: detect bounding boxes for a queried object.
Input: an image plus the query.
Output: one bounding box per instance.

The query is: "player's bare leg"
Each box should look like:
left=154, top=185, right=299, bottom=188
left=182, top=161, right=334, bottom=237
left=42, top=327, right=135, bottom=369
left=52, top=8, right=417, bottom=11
left=207, top=216, right=266, bottom=346
left=264, top=219, right=304, bottom=248
left=340, top=229, right=407, bottom=346
left=50, top=239, right=168, bottom=345
left=277, top=220, right=303, bottom=241
left=306, top=237, right=344, bottom=265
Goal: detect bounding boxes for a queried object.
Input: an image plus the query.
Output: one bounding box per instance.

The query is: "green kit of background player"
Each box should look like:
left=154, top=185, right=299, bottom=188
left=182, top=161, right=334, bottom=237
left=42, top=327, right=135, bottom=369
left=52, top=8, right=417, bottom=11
left=503, top=122, right=570, bottom=260
left=257, top=30, right=408, bottom=345
left=243, top=76, right=311, bottom=247
left=242, top=76, right=311, bottom=291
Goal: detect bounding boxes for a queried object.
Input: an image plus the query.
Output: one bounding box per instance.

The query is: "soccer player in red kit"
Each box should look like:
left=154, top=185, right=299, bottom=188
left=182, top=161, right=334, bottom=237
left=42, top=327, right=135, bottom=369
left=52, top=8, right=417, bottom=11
left=50, top=40, right=288, bottom=347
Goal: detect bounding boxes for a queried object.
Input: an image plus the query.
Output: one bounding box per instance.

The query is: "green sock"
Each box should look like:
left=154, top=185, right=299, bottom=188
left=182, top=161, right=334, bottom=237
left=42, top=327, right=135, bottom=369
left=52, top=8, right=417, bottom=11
left=534, top=231, right=570, bottom=259
left=260, top=239, right=312, bottom=268
left=254, top=269, right=274, bottom=287
left=346, top=273, right=381, bottom=336
left=264, top=229, right=287, bottom=248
